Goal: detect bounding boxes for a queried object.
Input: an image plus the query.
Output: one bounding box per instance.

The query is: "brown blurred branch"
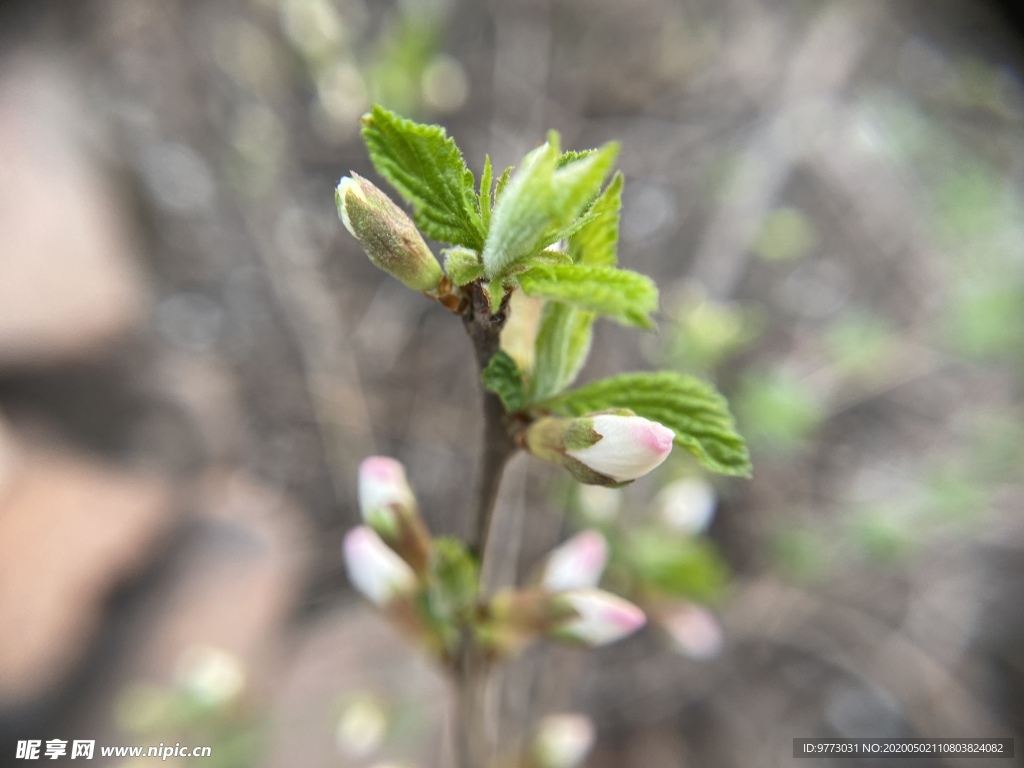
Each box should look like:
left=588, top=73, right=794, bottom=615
left=454, top=282, right=517, bottom=768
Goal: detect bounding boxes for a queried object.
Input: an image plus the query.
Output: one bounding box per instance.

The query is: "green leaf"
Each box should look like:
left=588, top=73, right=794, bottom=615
left=361, top=105, right=484, bottom=249
left=625, top=530, right=729, bottom=601
left=444, top=247, right=485, bottom=286
left=543, top=372, right=751, bottom=477
left=493, top=165, right=513, bottom=203
left=511, top=249, right=573, bottom=274
left=568, top=171, right=623, bottom=267
left=479, top=154, right=493, bottom=231
left=425, top=537, right=479, bottom=629
left=528, top=303, right=595, bottom=402
left=517, top=264, right=658, bottom=329
left=557, top=148, right=596, bottom=167
left=481, top=136, right=619, bottom=279
left=481, top=350, right=526, bottom=412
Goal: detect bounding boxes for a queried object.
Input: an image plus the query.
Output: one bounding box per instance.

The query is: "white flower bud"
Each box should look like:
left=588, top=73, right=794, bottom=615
left=533, top=713, right=596, bottom=768
left=358, top=456, right=415, bottom=523
left=174, top=645, right=245, bottom=707
left=541, top=530, right=608, bottom=592
left=566, top=414, right=674, bottom=483
left=554, top=589, right=646, bottom=646
left=343, top=526, right=417, bottom=606
left=660, top=602, right=723, bottom=660
left=654, top=476, right=717, bottom=534
left=336, top=694, right=388, bottom=758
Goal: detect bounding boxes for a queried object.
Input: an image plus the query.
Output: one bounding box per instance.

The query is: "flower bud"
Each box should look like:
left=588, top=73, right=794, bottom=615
left=541, top=530, right=608, bottom=592
left=532, top=714, right=595, bottom=768
left=343, top=526, right=418, bottom=606
left=551, top=589, right=646, bottom=646
left=659, top=602, right=723, bottom=660
left=359, top=456, right=415, bottom=526
left=526, top=413, right=674, bottom=486
left=478, top=588, right=580, bottom=659
left=336, top=173, right=442, bottom=292
left=357, top=456, right=432, bottom=574
left=654, top=476, right=717, bottom=534
left=335, top=694, right=388, bottom=758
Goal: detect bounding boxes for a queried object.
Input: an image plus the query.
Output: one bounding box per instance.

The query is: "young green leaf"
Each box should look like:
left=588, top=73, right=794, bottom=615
left=493, top=165, right=513, bottom=204
left=528, top=303, right=595, bottom=402
left=568, top=171, right=624, bottom=267
left=481, top=350, right=526, bottom=412
left=542, top=372, right=751, bottom=477
left=481, top=137, right=619, bottom=280
left=517, top=264, right=658, bottom=329
left=557, top=148, right=597, bottom=167
left=361, top=105, right=484, bottom=249
left=444, top=247, right=485, bottom=286
left=424, top=536, right=480, bottom=635
left=479, top=154, right=493, bottom=231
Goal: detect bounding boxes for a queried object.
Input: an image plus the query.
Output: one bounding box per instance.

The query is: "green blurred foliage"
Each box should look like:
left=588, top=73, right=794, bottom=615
left=660, top=284, right=761, bottom=372
left=753, top=207, right=818, bottom=263
left=115, top=681, right=261, bottom=768
left=735, top=371, right=824, bottom=452
left=823, top=311, right=896, bottom=378
left=624, top=529, right=729, bottom=603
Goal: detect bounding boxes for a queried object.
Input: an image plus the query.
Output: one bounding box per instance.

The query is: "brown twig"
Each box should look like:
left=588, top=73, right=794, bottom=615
left=452, top=281, right=518, bottom=768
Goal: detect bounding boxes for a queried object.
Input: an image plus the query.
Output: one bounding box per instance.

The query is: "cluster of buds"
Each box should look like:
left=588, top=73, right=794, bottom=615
left=343, top=458, right=647, bottom=661
left=480, top=529, right=646, bottom=657
left=524, top=411, right=675, bottom=486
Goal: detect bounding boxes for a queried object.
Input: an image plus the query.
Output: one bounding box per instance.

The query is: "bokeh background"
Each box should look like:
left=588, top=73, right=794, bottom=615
left=1, top=0, right=1023, bottom=766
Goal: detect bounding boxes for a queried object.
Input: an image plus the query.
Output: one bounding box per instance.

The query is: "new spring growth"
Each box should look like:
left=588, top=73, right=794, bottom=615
left=540, top=530, right=608, bottom=591
left=543, top=531, right=645, bottom=646
left=654, top=476, right=717, bottom=534
left=336, top=173, right=443, bottom=292
left=343, top=526, right=417, bottom=607
left=552, top=590, right=647, bottom=646
left=482, top=530, right=644, bottom=653
left=531, top=714, right=596, bottom=768
left=358, top=456, right=432, bottom=573
left=526, top=412, right=675, bottom=486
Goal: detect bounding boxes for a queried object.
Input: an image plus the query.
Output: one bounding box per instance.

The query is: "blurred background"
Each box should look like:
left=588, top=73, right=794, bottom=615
left=0, top=0, right=1022, bottom=766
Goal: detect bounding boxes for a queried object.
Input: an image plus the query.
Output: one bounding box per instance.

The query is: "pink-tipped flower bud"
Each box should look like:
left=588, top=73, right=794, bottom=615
left=654, top=476, right=717, bottom=534
left=526, top=412, right=674, bottom=486
left=343, top=526, right=417, bottom=606
left=336, top=173, right=442, bottom=292
left=552, top=589, right=646, bottom=646
left=659, top=602, right=723, bottom=660
left=532, top=714, right=596, bottom=768
left=356, top=456, right=432, bottom=574
left=359, top=456, right=415, bottom=524
left=541, top=530, right=609, bottom=592
left=568, top=414, right=674, bottom=483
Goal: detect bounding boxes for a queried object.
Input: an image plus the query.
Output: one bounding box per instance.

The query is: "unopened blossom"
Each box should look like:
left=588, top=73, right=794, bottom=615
left=655, top=476, right=717, bottom=534
left=336, top=695, right=388, bottom=758
left=526, top=412, right=675, bottom=486
left=358, top=456, right=416, bottom=522
left=541, top=530, right=609, bottom=592
left=565, top=414, right=674, bottom=483
left=336, top=173, right=442, bottom=291
left=532, top=714, right=596, bottom=768
left=343, top=526, right=417, bottom=606
left=355, top=456, right=432, bottom=573
left=554, top=589, right=646, bottom=646
left=174, top=645, right=246, bottom=707
left=660, top=603, right=724, bottom=660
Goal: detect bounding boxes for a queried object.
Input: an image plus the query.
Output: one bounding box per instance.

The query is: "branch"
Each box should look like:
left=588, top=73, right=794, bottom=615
left=454, top=282, right=517, bottom=768
left=461, top=283, right=517, bottom=558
